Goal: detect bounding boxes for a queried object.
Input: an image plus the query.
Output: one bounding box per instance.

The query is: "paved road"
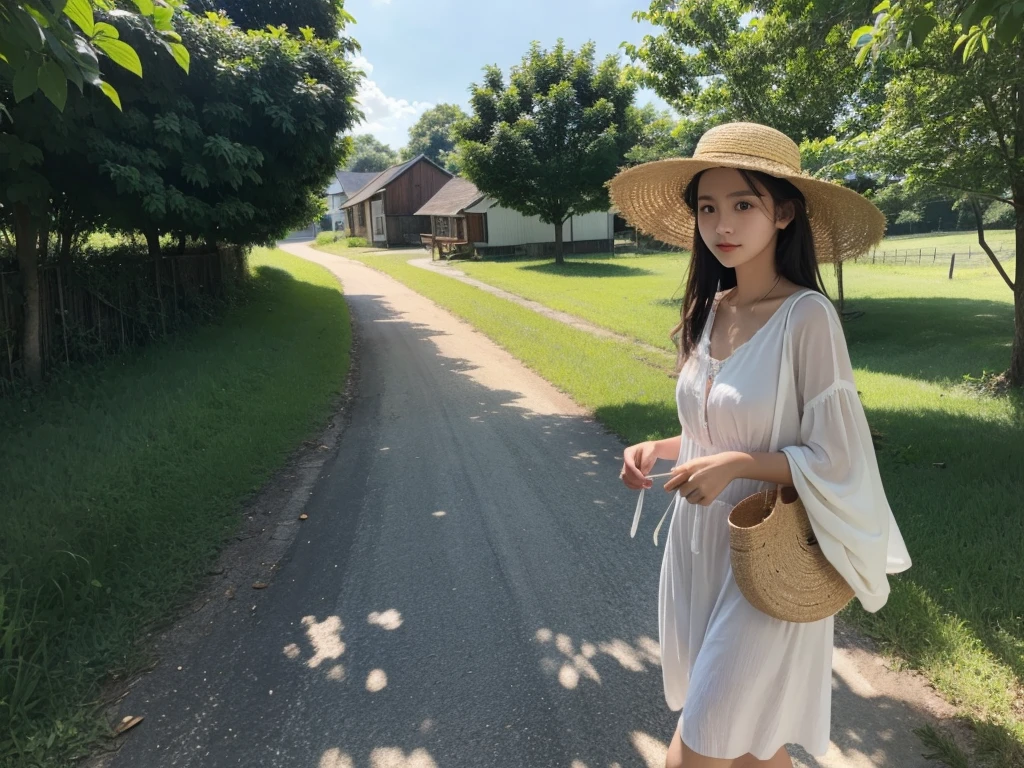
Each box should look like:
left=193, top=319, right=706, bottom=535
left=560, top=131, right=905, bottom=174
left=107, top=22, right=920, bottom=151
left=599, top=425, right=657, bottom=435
left=101, top=243, right=951, bottom=768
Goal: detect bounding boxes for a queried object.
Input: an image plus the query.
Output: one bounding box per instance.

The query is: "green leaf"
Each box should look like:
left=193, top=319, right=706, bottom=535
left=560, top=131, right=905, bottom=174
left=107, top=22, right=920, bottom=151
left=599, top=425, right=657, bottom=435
left=994, top=13, right=1023, bottom=45
left=953, top=33, right=969, bottom=51
left=38, top=58, right=67, bottom=110
left=63, top=0, right=94, bottom=35
left=963, top=33, right=980, bottom=61
left=153, top=6, right=173, bottom=28
left=95, top=38, right=142, bottom=77
left=910, top=14, right=938, bottom=47
left=169, top=41, right=189, bottom=73
left=13, top=8, right=46, bottom=51
left=92, top=21, right=120, bottom=40
left=132, top=0, right=154, bottom=15
left=849, top=25, right=874, bottom=47
left=23, top=5, right=51, bottom=28
left=13, top=63, right=38, bottom=102
left=57, top=54, right=84, bottom=92
left=980, top=29, right=989, bottom=51
left=872, top=0, right=890, bottom=12
left=99, top=79, right=121, bottom=109
left=854, top=42, right=872, bottom=66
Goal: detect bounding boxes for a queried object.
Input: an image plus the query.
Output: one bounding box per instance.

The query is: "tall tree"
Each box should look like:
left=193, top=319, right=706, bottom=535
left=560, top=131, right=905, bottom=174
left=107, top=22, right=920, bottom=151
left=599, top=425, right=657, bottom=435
left=1, top=9, right=361, bottom=384
left=192, top=0, right=351, bottom=40
left=345, top=133, right=398, bottom=172
left=624, top=103, right=706, bottom=165
left=862, top=18, right=1024, bottom=387
left=623, top=0, right=892, bottom=142
left=1, top=0, right=189, bottom=384
left=456, top=40, right=638, bottom=264
left=399, top=103, right=466, bottom=169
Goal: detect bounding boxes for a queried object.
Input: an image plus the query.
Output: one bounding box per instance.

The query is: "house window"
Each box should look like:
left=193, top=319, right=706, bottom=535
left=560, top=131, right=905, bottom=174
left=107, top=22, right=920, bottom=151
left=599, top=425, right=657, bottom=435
left=375, top=217, right=384, bottom=235
left=456, top=217, right=465, bottom=241
left=435, top=217, right=450, bottom=237
left=357, top=206, right=365, bottom=227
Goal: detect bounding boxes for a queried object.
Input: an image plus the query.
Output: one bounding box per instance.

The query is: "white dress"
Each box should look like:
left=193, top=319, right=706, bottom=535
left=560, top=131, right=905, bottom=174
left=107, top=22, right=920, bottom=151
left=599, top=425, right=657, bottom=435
left=656, top=288, right=912, bottom=760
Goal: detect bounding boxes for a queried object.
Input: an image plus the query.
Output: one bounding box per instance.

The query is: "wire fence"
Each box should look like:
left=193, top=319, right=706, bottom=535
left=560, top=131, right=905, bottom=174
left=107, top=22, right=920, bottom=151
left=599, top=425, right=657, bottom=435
left=612, top=230, right=1017, bottom=269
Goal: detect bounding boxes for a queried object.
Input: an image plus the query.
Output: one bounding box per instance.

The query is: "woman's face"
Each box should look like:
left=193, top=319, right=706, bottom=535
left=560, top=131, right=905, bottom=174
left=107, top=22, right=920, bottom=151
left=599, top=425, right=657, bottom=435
left=695, top=167, right=794, bottom=269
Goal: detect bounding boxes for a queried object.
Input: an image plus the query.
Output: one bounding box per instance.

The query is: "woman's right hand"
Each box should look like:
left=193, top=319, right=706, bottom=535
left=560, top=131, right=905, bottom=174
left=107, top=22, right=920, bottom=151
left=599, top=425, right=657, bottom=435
left=620, top=441, right=659, bottom=490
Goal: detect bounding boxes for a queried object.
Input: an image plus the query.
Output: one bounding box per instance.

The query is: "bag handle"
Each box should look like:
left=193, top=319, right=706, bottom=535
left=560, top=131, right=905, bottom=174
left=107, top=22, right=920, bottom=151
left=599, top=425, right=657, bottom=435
left=768, top=289, right=814, bottom=452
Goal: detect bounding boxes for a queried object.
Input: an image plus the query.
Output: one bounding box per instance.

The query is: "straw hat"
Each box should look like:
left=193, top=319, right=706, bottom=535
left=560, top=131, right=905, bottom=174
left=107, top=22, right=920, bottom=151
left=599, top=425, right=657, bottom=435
left=728, top=486, right=854, bottom=623
left=608, top=121, right=885, bottom=263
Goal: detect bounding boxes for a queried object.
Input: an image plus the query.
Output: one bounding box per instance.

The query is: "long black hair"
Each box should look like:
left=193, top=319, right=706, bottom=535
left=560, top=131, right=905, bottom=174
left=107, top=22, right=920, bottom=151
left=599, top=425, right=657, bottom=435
left=671, top=168, right=829, bottom=369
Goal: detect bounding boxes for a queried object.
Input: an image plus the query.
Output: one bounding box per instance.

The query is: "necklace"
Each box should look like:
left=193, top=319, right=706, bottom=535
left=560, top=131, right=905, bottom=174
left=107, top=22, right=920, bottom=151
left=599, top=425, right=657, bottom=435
left=728, top=274, right=782, bottom=311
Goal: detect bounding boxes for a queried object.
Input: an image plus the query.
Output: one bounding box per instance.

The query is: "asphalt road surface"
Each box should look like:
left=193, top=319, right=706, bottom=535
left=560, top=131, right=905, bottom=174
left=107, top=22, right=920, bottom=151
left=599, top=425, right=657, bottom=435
left=103, top=245, right=675, bottom=768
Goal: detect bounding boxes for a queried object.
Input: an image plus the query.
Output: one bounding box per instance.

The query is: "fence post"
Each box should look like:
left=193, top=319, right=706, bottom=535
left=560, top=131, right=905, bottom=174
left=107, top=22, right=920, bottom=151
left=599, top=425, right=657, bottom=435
left=56, top=266, right=70, bottom=364
left=948, top=253, right=956, bottom=279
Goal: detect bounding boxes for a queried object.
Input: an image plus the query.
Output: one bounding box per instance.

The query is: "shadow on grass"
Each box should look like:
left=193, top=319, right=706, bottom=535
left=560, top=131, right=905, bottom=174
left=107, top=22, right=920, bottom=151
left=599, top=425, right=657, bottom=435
left=842, top=296, right=1015, bottom=385
left=858, top=403, right=1024, bottom=689
left=519, top=261, right=657, bottom=278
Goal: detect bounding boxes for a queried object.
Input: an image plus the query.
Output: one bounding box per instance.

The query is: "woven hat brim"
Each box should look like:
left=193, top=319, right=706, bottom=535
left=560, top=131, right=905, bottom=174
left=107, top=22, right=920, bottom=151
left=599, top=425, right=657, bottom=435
left=608, top=155, right=886, bottom=263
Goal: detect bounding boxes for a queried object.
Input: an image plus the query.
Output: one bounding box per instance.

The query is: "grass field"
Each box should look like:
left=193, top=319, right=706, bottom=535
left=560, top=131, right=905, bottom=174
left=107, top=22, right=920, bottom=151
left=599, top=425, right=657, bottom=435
left=316, top=232, right=1023, bottom=766
left=0, top=248, right=352, bottom=767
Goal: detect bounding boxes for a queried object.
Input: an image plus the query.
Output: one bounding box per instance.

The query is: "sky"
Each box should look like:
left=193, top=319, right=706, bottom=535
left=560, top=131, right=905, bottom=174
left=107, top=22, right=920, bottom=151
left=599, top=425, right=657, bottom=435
left=343, top=0, right=677, bottom=150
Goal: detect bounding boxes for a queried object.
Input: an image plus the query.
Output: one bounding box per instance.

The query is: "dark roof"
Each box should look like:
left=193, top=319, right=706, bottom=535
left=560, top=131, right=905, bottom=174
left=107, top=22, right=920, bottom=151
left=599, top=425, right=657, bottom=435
left=326, top=170, right=378, bottom=197
left=341, top=154, right=453, bottom=210
left=414, top=178, right=486, bottom=216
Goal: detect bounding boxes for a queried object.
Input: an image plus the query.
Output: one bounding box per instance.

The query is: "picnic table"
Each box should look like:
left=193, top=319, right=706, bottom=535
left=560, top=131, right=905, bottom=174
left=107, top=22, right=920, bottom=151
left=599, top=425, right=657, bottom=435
left=420, top=234, right=470, bottom=261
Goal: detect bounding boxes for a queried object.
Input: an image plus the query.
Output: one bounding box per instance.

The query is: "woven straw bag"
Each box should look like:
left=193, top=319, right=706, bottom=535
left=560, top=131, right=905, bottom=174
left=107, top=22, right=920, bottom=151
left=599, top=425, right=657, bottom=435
left=728, top=486, right=854, bottom=623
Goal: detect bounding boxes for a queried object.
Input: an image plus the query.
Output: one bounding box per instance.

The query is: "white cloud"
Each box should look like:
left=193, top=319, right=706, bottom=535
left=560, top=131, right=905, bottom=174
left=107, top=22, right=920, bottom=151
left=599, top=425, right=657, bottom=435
left=351, top=57, right=432, bottom=149
left=350, top=54, right=373, bottom=75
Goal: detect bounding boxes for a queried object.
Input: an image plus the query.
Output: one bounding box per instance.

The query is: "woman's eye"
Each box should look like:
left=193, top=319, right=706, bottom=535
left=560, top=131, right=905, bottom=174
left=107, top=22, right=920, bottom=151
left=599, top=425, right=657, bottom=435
left=737, top=201, right=752, bottom=211
left=699, top=205, right=714, bottom=214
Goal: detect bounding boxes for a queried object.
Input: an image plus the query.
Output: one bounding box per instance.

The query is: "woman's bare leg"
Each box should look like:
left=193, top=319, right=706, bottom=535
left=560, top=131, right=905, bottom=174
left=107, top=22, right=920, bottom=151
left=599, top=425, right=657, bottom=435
left=665, top=724, right=794, bottom=768
left=733, top=747, right=793, bottom=768
left=665, top=724, right=732, bottom=768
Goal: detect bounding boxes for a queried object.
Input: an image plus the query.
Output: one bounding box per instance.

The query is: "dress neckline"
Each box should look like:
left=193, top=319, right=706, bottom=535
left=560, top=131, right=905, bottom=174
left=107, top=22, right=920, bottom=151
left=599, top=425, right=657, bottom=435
left=704, top=287, right=812, bottom=366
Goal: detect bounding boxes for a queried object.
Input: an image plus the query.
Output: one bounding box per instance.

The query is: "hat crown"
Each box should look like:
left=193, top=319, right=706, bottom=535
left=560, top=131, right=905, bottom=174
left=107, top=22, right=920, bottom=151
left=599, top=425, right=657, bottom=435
left=693, top=122, right=802, bottom=174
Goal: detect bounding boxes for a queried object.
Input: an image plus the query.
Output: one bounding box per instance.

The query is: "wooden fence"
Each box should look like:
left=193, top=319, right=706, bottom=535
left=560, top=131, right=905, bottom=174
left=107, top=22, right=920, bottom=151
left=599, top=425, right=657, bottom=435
left=0, top=246, right=247, bottom=387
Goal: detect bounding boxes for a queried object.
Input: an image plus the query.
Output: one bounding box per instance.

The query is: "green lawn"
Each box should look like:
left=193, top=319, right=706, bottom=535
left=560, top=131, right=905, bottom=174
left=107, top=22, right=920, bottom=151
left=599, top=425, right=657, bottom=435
left=0, top=248, right=352, bottom=767
left=317, top=235, right=1023, bottom=766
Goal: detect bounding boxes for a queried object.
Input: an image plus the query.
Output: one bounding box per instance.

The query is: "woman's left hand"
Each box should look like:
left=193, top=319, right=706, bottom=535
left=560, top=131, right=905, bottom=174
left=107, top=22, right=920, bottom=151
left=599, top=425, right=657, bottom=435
left=664, top=452, right=741, bottom=506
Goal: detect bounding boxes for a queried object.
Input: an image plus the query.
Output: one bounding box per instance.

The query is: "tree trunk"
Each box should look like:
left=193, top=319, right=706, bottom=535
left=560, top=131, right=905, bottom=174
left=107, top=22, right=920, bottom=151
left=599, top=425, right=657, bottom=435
left=835, top=260, right=845, bottom=315
left=554, top=220, right=565, bottom=265
left=15, top=203, right=42, bottom=384
left=972, top=195, right=1022, bottom=387
left=1011, top=199, right=1024, bottom=387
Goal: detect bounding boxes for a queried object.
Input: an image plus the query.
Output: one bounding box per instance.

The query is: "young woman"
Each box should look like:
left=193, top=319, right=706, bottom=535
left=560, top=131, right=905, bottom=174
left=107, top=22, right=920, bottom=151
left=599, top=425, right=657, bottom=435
left=608, top=122, right=912, bottom=768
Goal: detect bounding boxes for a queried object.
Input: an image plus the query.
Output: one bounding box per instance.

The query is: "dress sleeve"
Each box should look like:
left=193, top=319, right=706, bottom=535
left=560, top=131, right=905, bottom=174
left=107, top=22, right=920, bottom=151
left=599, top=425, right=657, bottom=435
left=779, top=294, right=911, bottom=614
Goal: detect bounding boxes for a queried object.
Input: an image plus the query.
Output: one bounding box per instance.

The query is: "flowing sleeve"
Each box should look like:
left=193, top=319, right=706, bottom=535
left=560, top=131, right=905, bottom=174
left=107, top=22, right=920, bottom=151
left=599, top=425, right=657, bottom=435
left=779, top=294, right=911, bottom=614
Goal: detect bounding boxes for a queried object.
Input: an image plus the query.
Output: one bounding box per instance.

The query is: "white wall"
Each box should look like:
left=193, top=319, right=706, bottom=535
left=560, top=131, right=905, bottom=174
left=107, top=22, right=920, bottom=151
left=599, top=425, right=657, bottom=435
left=465, top=198, right=612, bottom=247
